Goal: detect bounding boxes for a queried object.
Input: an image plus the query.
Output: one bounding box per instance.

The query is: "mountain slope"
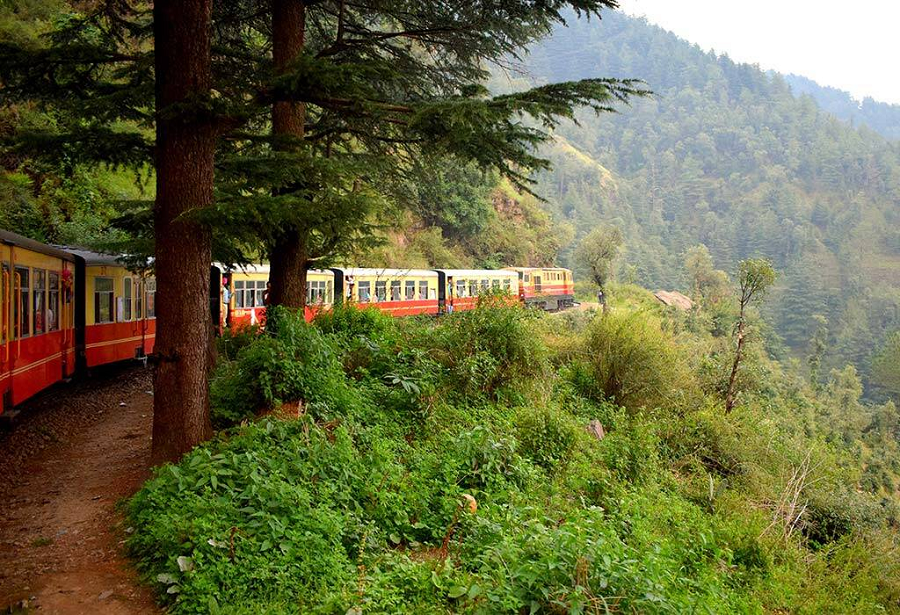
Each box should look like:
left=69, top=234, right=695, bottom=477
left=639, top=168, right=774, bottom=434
left=782, top=73, right=900, bottom=141
left=524, top=11, right=900, bottom=389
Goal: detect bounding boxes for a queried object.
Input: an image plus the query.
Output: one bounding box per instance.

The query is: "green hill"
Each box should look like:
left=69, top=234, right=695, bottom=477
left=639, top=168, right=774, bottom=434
left=519, top=11, right=900, bottom=393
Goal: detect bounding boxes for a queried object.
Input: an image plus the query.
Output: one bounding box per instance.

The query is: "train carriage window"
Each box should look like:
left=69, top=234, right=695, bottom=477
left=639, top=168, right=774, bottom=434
left=233, top=280, right=244, bottom=308
left=15, top=266, right=30, bottom=338
left=418, top=281, right=428, bottom=300
left=375, top=281, right=387, bottom=302
left=492, top=279, right=500, bottom=290
left=123, top=277, right=133, bottom=321
left=33, top=269, right=46, bottom=335
left=390, top=281, right=401, bottom=302
left=146, top=278, right=156, bottom=318
left=481, top=279, right=489, bottom=291
left=254, top=280, right=266, bottom=307
left=524, top=274, right=530, bottom=282
left=358, top=281, right=371, bottom=302
left=135, top=278, right=143, bottom=320
left=94, top=277, right=114, bottom=324
left=468, top=280, right=478, bottom=296
left=48, top=272, right=60, bottom=332
left=405, top=280, right=415, bottom=300
left=503, top=279, right=511, bottom=291
left=456, top=279, right=466, bottom=298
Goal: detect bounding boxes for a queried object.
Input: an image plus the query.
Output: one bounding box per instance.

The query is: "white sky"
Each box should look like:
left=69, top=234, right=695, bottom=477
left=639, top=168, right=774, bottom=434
left=619, top=0, right=900, bottom=105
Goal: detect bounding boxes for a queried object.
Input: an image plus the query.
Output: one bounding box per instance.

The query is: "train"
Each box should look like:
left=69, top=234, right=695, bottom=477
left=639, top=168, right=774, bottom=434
left=0, top=227, right=574, bottom=417
left=220, top=265, right=575, bottom=329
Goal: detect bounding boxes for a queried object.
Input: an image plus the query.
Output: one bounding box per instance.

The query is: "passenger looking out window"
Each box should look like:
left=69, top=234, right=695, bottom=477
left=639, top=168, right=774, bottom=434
left=375, top=281, right=387, bottom=302
left=390, top=281, right=401, bottom=301
left=405, top=280, right=415, bottom=300
left=358, top=281, right=371, bottom=302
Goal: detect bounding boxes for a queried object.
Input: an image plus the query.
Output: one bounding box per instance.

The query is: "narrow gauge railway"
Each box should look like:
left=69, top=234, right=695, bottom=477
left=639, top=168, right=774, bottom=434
left=219, top=265, right=574, bottom=329
left=0, top=227, right=574, bottom=417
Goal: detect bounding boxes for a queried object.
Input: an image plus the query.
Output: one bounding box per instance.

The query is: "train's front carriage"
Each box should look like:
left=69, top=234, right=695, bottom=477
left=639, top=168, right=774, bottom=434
left=0, top=231, right=77, bottom=414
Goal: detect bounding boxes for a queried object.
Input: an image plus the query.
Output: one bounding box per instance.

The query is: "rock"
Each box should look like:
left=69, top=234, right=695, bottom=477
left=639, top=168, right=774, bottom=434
left=586, top=420, right=605, bottom=441
left=98, top=589, right=114, bottom=600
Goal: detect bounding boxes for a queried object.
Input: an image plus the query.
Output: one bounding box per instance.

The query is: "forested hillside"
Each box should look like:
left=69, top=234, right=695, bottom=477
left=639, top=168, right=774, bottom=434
left=517, top=11, right=900, bottom=394
left=782, top=73, right=900, bottom=141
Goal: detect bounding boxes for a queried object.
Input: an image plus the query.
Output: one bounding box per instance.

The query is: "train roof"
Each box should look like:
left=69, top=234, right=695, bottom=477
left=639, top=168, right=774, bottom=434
left=61, top=247, right=132, bottom=267
left=0, top=229, right=76, bottom=262
left=436, top=269, right=518, bottom=278
left=219, top=263, right=332, bottom=276
left=335, top=267, right=438, bottom=278
left=504, top=266, right=571, bottom=272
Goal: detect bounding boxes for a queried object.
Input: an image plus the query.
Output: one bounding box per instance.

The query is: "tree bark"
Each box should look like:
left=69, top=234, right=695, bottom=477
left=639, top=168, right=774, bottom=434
left=268, top=0, right=308, bottom=310
left=268, top=228, right=309, bottom=308
left=725, top=318, right=744, bottom=414
left=151, top=0, right=215, bottom=464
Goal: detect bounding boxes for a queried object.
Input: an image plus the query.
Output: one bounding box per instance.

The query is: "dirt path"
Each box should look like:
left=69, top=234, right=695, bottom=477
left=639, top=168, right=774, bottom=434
left=0, top=366, right=159, bottom=614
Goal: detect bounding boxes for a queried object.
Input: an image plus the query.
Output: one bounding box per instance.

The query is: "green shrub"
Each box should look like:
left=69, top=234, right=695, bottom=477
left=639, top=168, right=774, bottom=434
left=210, top=308, right=362, bottom=427
left=583, top=310, right=695, bottom=411
left=515, top=405, right=578, bottom=470
left=423, top=303, right=547, bottom=399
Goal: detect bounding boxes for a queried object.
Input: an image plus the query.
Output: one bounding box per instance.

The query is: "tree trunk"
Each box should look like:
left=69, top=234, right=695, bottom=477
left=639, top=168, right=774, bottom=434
left=725, top=318, right=744, bottom=414
left=268, top=228, right=309, bottom=308
left=151, top=0, right=215, bottom=464
left=268, top=0, right=308, bottom=310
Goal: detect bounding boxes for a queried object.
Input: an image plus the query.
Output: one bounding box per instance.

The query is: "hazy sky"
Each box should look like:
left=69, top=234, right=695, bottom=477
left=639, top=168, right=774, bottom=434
left=619, top=0, right=900, bottom=105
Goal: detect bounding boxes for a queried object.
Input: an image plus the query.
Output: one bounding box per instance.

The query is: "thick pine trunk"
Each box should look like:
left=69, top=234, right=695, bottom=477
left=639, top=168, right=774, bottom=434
left=151, top=0, right=215, bottom=464
left=268, top=229, right=309, bottom=308
left=268, top=0, right=308, bottom=311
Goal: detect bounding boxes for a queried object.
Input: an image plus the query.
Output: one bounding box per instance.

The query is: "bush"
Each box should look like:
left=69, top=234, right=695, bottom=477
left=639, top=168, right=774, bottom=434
left=423, top=303, right=547, bottom=399
left=210, top=308, right=361, bottom=427
left=583, top=310, right=695, bottom=411
left=516, top=405, right=578, bottom=470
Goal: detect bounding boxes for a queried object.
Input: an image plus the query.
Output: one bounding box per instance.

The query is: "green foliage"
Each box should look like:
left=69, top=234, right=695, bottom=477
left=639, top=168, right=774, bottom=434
left=515, top=405, right=578, bottom=470
left=872, top=331, right=900, bottom=400
left=574, top=224, right=623, bottom=288
left=130, top=301, right=900, bottom=613
left=583, top=310, right=695, bottom=411
left=210, top=308, right=361, bottom=428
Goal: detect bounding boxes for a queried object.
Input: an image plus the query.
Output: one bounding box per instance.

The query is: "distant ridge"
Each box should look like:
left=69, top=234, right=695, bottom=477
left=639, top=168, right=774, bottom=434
left=781, top=73, right=900, bottom=141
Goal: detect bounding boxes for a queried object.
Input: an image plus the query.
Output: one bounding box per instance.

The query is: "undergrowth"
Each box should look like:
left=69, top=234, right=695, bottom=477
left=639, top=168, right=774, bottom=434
left=128, top=304, right=900, bottom=614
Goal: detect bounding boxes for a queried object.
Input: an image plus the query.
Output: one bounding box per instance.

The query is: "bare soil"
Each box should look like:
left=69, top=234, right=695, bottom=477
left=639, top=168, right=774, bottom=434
left=0, top=365, right=159, bottom=614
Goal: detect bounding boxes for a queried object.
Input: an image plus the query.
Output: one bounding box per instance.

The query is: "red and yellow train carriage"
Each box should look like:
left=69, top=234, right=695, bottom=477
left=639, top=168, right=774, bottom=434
left=505, top=267, right=575, bottom=311
left=222, top=265, right=335, bottom=328
left=68, top=249, right=156, bottom=367
left=435, top=269, right=519, bottom=313
left=0, top=231, right=77, bottom=414
left=332, top=268, right=440, bottom=316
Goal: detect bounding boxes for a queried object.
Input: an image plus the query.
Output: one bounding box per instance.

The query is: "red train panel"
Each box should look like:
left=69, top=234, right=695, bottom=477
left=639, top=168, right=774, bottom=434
left=84, top=320, right=155, bottom=368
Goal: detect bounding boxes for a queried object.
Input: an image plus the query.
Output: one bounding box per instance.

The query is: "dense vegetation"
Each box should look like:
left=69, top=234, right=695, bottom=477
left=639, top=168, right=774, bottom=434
left=127, top=289, right=900, bottom=613
left=511, top=12, right=900, bottom=396
left=782, top=73, right=900, bottom=141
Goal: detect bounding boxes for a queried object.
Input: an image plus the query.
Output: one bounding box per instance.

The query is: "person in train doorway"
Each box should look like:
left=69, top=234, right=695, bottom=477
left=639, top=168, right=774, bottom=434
left=263, top=281, right=272, bottom=306
left=345, top=275, right=355, bottom=303
left=446, top=277, right=454, bottom=314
